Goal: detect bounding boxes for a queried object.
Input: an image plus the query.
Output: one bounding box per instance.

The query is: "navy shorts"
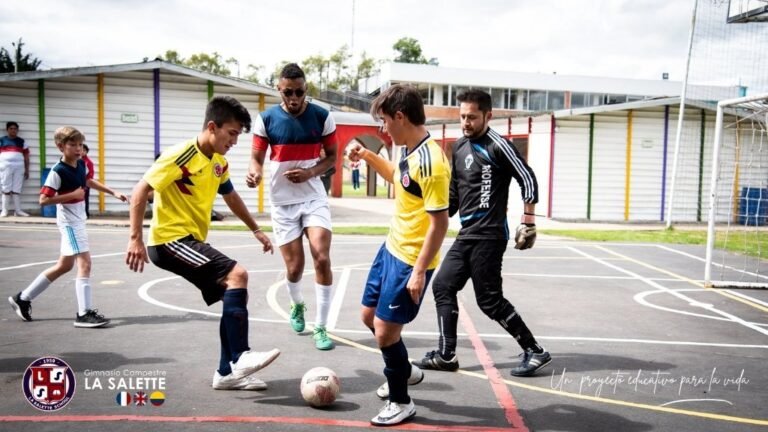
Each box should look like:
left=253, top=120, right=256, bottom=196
left=148, top=235, right=237, bottom=305
left=361, top=244, right=434, bottom=324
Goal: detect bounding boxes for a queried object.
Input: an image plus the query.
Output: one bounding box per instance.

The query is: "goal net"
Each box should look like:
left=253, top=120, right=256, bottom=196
left=704, top=93, right=768, bottom=288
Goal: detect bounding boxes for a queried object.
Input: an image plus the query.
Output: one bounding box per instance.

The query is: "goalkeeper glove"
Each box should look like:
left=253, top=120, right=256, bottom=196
left=514, top=223, right=537, bottom=250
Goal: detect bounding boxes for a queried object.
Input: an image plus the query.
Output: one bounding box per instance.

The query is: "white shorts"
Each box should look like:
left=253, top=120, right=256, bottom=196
left=0, top=161, right=25, bottom=194
left=271, top=199, right=332, bottom=247
left=59, top=224, right=90, bottom=256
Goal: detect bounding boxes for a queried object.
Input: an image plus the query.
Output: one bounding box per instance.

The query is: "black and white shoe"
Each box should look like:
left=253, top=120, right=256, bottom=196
left=510, top=349, right=552, bottom=377
left=8, top=293, right=32, bottom=321
left=74, top=309, right=110, bottom=328
left=371, top=400, right=416, bottom=426
left=412, top=350, right=459, bottom=371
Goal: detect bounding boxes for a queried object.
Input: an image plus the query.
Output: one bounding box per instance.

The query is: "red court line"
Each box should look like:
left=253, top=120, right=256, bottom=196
left=458, top=301, right=530, bottom=431
left=0, top=415, right=511, bottom=431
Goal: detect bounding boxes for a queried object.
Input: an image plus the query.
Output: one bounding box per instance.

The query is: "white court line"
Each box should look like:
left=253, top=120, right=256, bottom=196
left=326, top=267, right=351, bottom=330
left=656, top=243, right=768, bottom=282
left=579, top=245, right=768, bottom=337
left=634, top=288, right=768, bottom=326
left=136, top=270, right=287, bottom=324
left=660, top=399, right=733, bottom=407
left=0, top=252, right=125, bottom=271
left=725, top=289, right=768, bottom=308
left=502, top=272, right=694, bottom=282
left=323, top=327, right=768, bottom=349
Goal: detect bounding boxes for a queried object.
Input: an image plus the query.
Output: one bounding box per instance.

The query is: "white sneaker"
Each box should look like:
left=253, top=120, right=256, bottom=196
left=212, top=371, right=267, bottom=390
left=376, top=365, right=424, bottom=399
left=14, top=210, right=30, bottom=217
left=0, top=209, right=7, bottom=218
left=230, top=348, right=280, bottom=379
left=371, top=400, right=416, bottom=426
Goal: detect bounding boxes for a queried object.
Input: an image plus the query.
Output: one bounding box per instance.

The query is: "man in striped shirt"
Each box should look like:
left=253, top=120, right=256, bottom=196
left=412, top=89, right=552, bottom=378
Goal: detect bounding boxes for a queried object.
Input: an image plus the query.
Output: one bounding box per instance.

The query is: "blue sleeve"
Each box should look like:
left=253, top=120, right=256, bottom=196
left=218, top=179, right=234, bottom=195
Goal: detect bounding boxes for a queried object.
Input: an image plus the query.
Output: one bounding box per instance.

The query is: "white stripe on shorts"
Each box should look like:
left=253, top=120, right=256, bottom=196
left=166, top=241, right=210, bottom=267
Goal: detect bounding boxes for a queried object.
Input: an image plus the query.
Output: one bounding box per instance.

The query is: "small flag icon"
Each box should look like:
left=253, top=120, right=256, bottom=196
left=115, top=391, right=131, bottom=407
left=149, top=390, right=165, bottom=407
left=134, top=391, right=147, bottom=406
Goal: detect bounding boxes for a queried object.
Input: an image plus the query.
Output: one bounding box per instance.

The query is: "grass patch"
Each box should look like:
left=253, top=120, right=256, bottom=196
left=540, top=228, right=768, bottom=258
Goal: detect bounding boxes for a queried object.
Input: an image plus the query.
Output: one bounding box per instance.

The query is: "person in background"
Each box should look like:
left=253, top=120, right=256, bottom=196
left=82, top=144, right=95, bottom=218
left=9, top=126, right=128, bottom=327
left=0, top=121, right=30, bottom=217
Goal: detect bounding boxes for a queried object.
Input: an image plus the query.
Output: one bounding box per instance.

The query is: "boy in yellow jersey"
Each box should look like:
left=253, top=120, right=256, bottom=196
left=125, top=96, right=280, bottom=391
left=348, top=85, right=450, bottom=426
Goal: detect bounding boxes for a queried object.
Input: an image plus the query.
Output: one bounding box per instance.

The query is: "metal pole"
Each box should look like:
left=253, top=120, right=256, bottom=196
left=704, top=101, right=726, bottom=285
left=666, top=0, right=699, bottom=228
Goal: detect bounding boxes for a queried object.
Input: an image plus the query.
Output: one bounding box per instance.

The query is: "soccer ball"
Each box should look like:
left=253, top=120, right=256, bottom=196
left=300, top=367, right=340, bottom=407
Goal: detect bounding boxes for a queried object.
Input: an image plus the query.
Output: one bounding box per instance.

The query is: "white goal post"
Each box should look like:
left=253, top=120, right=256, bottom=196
left=704, top=93, right=768, bottom=288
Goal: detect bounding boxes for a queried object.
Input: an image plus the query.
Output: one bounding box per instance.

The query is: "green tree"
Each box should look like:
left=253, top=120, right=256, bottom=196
left=351, top=51, right=378, bottom=91
left=243, top=63, right=264, bottom=84
left=0, top=38, right=42, bottom=73
left=301, top=54, right=329, bottom=96
left=392, top=37, right=432, bottom=64
left=328, top=45, right=351, bottom=90
left=158, top=49, right=231, bottom=76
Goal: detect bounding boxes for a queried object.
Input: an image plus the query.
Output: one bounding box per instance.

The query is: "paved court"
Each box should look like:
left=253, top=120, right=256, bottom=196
left=1, top=223, right=767, bottom=431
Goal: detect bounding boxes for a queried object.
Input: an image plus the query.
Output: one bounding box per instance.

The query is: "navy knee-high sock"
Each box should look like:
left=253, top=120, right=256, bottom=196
left=382, top=339, right=411, bottom=404
left=218, top=289, right=250, bottom=375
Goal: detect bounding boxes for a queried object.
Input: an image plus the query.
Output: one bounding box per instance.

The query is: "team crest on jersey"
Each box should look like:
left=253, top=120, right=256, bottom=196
left=465, top=154, right=474, bottom=170
left=213, top=163, right=224, bottom=177
left=402, top=173, right=411, bottom=187
left=22, top=357, right=76, bottom=411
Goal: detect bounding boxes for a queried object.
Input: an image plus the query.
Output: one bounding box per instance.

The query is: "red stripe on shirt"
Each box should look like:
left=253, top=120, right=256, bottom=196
left=268, top=143, right=322, bottom=162
left=0, top=147, right=24, bottom=153
left=253, top=135, right=269, bottom=152
left=41, top=186, right=57, bottom=197
left=321, top=131, right=338, bottom=147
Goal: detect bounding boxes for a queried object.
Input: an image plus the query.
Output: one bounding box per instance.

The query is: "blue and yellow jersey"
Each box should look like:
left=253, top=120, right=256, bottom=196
left=144, top=138, right=233, bottom=245
left=386, top=135, right=451, bottom=269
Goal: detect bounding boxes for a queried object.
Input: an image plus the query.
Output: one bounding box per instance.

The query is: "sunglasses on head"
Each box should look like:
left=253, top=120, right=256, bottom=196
left=282, top=89, right=305, bottom=98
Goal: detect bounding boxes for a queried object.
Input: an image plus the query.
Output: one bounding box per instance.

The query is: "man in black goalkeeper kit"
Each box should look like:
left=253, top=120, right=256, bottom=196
left=412, top=89, right=551, bottom=377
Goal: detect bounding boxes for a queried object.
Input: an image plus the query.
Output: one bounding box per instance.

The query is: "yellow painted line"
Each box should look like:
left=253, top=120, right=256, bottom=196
left=264, top=261, right=768, bottom=426
left=625, top=109, right=633, bottom=221
left=97, top=73, right=106, bottom=213
left=596, top=245, right=768, bottom=313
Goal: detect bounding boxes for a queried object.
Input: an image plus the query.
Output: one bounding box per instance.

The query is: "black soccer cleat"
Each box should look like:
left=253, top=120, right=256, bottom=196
left=412, top=350, right=459, bottom=371
left=510, top=349, right=552, bottom=377
left=74, top=309, right=110, bottom=328
left=8, top=293, right=32, bottom=321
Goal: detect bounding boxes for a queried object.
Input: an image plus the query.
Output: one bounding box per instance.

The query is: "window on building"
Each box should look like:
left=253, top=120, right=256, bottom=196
left=571, top=92, right=588, bottom=108
left=452, top=86, right=470, bottom=106
left=521, top=90, right=529, bottom=110
left=443, top=85, right=451, bottom=106
left=529, top=90, right=547, bottom=111
left=548, top=91, right=565, bottom=110
left=490, top=88, right=506, bottom=109
left=627, top=95, right=644, bottom=102
left=603, top=94, right=626, bottom=105
left=505, top=89, right=518, bottom=110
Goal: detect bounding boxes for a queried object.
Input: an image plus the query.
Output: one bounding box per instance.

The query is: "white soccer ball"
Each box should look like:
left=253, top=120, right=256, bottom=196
left=300, top=367, right=340, bottom=407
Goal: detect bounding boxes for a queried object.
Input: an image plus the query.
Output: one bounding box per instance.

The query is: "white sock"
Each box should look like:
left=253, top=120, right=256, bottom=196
left=75, top=277, right=92, bottom=316
left=1, top=194, right=9, bottom=212
left=12, top=194, right=22, bottom=211
left=314, top=283, right=333, bottom=327
left=286, top=279, right=304, bottom=305
left=21, top=273, right=51, bottom=301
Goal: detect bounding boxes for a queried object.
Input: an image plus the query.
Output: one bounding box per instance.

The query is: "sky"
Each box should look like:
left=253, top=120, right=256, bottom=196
left=0, top=0, right=764, bottom=90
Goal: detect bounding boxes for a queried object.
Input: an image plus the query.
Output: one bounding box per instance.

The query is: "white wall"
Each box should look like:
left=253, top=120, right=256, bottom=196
left=0, top=80, right=40, bottom=210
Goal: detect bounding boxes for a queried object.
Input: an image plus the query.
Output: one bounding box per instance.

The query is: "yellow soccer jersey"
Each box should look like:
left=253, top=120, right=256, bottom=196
left=144, top=138, right=231, bottom=245
left=385, top=136, right=451, bottom=269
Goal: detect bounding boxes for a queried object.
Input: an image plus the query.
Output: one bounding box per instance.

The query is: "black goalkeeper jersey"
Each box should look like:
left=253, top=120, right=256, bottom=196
left=450, top=128, right=538, bottom=240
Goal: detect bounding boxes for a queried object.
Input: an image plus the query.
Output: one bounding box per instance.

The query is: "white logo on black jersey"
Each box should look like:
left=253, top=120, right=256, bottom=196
left=464, top=154, right=474, bottom=170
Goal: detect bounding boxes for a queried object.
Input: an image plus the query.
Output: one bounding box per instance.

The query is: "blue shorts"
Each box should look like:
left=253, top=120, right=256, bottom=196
left=361, top=244, right=434, bottom=324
